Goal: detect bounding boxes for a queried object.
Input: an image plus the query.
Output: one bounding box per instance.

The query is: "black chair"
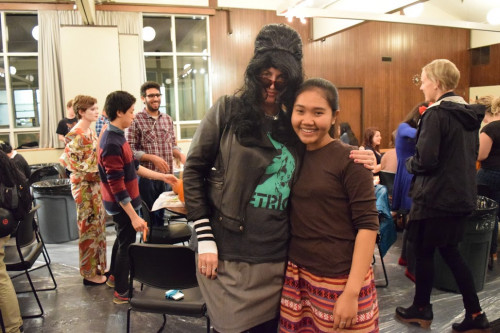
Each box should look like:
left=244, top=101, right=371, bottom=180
left=5, top=205, right=57, bottom=318
left=126, top=243, right=210, bottom=333
left=374, top=234, right=389, bottom=288
left=141, top=200, right=192, bottom=245
left=378, top=171, right=396, bottom=200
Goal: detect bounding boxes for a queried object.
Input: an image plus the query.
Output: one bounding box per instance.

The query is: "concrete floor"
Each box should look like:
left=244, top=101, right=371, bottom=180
left=10, top=226, right=500, bottom=333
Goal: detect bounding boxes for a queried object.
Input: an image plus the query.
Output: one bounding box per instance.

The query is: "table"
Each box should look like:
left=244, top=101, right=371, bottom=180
left=152, top=191, right=187, bottom=217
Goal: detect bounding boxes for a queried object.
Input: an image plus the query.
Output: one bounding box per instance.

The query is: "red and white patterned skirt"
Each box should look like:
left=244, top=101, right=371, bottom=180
left=280, top=261, right=379, bottom=332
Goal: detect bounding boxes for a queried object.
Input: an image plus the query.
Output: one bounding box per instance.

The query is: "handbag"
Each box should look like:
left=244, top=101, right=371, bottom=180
left=0, top=207, right=16, bottom=237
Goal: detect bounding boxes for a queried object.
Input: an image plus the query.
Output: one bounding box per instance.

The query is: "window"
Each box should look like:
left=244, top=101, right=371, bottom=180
left=143, top=15, right=210, bottom=140
left=0, top=13, right=39, bottom=148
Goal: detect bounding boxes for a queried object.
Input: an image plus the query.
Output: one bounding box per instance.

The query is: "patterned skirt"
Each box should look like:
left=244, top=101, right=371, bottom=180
left=280, top=261, right=379, bottom=333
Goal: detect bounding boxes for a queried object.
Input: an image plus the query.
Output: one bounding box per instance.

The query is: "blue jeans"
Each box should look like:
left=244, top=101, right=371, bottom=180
left=477, top=168, right=500, bottom=254
left=138, top=177, right=171, bottom=227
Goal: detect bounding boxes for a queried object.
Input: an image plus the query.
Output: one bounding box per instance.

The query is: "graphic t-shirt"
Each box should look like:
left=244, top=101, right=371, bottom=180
left=249, top=134, right=295, bottom=211
left=222, top=133, right=295, bottom=262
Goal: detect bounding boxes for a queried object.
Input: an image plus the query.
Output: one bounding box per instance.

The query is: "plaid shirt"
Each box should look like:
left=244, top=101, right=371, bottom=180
left=95, top=115, right=109, bottom=137
left=125, top=109, right=177, bottom=173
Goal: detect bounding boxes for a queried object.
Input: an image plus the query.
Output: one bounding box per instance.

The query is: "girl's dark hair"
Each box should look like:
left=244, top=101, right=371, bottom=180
left=340, top=122, right=359, bottom=146
left=404, top=102, right=428, bottom=128
left=364, top=127, right=380, bottom=152
left=231, top=24, right=303, bottom=146
left=0, top=150, right=25, bottom=187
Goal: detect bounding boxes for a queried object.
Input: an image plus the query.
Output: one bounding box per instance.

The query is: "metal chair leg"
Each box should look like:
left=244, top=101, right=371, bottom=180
left=375, top=243, right=389, bottom=288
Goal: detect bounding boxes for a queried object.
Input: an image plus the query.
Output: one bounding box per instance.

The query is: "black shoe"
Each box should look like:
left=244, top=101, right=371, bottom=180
left=395, top=304, right=433, bottom=329
left=452, top=313, right=490, bottom=332
left=83, top=278, right=107, bottom=286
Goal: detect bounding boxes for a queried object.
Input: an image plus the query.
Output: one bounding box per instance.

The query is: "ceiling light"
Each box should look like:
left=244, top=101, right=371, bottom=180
left=403, top=3, right=424, bottom=18
left=487, top=8, right=500, bottom=25
left=32, top=25, right=39, bottom=41
left=10, top=66, right=16, bottom=75
left=142, top=26, right=156, bottom=42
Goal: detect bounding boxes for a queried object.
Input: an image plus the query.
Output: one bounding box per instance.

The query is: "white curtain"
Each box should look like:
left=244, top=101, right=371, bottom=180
left=38, top=10, right=145, bottom=148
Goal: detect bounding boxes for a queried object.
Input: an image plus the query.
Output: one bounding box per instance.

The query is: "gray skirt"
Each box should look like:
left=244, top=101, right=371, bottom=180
left=196, top=259, right=286, bottom=333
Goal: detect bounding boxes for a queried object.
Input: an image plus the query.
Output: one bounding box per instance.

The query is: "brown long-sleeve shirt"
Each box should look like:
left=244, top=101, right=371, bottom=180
left=288, top=140, right=379, bottom=277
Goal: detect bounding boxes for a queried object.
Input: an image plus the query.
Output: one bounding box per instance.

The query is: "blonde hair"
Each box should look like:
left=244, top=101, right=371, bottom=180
left=491, top=96, right=500, bottom=116
left=73, top=95, right=97, bottom=120
left=476, top=95, right=493, bottom=114
left=422, top=59, right=460, bottom=91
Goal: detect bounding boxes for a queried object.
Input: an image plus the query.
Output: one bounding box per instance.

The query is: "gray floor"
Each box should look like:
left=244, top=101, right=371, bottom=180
left=10, top=226, right=500, bottom=333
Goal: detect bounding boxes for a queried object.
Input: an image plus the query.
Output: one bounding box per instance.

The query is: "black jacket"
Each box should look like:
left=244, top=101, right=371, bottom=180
left=406, top=94, right=485, bottom=218
left=183, top=96, right=301, bottom=260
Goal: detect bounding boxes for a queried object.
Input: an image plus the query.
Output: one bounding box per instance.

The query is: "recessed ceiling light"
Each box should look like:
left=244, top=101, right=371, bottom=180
left=487, top=8, right=500, bottom=25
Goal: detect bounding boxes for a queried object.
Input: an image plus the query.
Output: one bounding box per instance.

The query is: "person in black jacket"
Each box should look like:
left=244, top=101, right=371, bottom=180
left=0, top=151, right=26, bottom=333
left=395, top=59, right=490, bottom=332
left=183, top=24, right=376, bottom=333
left=0, top=141, right=31, bottom=179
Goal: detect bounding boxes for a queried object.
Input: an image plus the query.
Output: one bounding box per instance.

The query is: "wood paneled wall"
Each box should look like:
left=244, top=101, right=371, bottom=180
left=470, top=43, right=500, bottom=87
left=210, top=8, right=470, bottom=148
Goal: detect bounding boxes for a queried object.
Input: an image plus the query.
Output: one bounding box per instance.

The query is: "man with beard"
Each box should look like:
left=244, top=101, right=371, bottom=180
left=125, top=81, right=186, bottom=226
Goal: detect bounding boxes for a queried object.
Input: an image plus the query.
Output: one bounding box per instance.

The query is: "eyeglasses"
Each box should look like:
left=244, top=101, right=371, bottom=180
left=257, top=76, right=286, bottom=91
left=145, top=93, right=162, bottom=98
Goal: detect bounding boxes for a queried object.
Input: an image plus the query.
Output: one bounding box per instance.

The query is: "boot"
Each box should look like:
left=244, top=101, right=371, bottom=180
left=452, top=312, right=491, bottom=332
left=395, top=304, right=433, bottom=329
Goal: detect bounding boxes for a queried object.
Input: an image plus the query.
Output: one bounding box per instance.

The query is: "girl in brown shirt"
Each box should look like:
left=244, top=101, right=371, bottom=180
left=280, top=78, right=380, bottom=333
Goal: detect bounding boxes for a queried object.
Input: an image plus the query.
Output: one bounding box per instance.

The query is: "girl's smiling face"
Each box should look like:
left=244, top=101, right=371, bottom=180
left=292, top=88, right=338, bottom=151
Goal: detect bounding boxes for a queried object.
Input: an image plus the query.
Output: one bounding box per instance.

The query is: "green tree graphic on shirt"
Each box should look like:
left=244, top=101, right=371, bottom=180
left=249, top=134, right=295, bottom=211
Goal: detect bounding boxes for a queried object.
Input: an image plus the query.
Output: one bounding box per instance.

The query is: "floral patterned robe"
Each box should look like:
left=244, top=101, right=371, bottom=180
left=60, top=127, right=106, bottom=278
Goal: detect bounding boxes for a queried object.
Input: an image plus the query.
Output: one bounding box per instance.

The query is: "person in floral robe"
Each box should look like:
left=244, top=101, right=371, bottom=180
left=60, top=95, right=107, bottom=285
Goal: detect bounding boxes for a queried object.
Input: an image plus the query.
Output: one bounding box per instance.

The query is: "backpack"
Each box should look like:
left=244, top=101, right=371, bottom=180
left=0, top=207, right=16, bottom=237
left=0, top=178, right=32, bottom=221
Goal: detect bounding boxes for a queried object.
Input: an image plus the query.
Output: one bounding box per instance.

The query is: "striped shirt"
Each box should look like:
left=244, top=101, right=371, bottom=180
left=98, top=124, right=140, bottom=215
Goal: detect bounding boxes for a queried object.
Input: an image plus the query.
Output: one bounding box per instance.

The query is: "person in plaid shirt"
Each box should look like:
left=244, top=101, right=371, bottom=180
left=95, top=108, right=109, bottom=138
left=125, top=81, right=186, bottom=226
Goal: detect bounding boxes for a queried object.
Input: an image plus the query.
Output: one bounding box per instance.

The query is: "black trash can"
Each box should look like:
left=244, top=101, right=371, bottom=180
left=29, top=163, right=66, bottom=185
left=31, top=179, right=79, bottom=244
left=433, top=196, right=497, bottom=293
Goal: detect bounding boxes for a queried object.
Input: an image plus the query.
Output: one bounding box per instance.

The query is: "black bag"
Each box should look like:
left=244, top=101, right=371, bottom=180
left=0, top=207, right=16, bottom=237
left=0, top=179, right=32, bottom=221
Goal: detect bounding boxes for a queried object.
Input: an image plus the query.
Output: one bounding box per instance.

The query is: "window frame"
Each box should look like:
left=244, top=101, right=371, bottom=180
left=143, top=13, right=212, bottom=140
left=0, top=11, right=39, bottom=148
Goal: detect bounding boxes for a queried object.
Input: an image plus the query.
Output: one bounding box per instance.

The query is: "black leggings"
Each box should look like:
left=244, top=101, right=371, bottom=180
left=414, top=241, right=481, bottom=315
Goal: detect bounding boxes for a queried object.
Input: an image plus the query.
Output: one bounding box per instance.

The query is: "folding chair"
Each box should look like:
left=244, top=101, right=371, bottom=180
left=373, top=185, right=396, bottom=288
left=374, top=234, right=389, bottom=288
left=141, top=200, right=192, bottom=245
left=378, top=171, right=395, bottom=201
left=5, top=205, right=57, bottom=318
left=126, top=243, right=210, bottom=333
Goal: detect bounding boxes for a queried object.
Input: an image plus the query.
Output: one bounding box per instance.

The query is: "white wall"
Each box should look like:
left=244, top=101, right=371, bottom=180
left=470, top=30, right=500, bottom=48
left=60, top=26, right=122, bottom=108
left=470, top=86, right=500, bottom=101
